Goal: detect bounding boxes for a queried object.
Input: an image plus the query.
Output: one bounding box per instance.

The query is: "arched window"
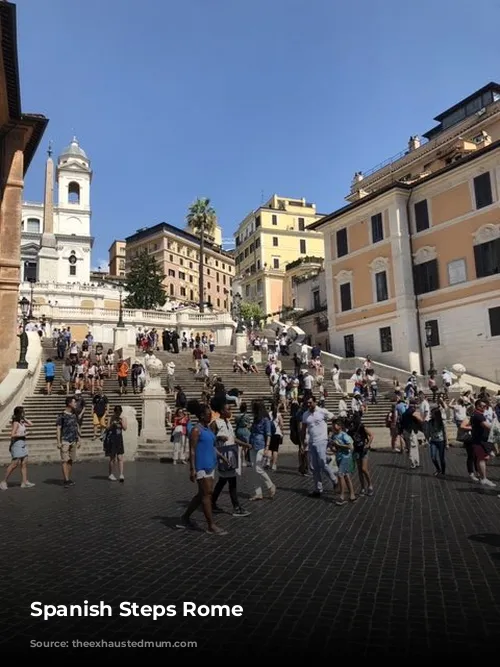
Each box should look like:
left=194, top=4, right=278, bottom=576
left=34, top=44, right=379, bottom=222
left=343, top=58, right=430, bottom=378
left=26, top=218, right=41, bottom=233
left=68, top=181, right=80, bottom=204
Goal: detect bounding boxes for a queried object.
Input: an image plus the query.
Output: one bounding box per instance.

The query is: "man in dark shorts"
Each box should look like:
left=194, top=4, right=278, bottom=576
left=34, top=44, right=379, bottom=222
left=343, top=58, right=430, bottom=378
left=470, top=399, right=494, bottom=487
left=92, top=388, right=108, bottom=440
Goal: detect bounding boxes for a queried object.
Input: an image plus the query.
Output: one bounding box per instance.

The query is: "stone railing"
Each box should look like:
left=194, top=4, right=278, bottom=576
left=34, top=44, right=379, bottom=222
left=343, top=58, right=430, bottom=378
left=0, top=331, right=42, bottom=432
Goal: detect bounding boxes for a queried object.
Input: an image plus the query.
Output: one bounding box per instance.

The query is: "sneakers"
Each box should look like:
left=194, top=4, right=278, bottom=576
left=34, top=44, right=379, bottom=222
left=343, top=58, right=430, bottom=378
left=470, top=473, right=480, bottom=482
left=119, top=475, right=124, bottom=484
left=108, top=474, right=117, bottom=481
left=21, top=481, right=35, bottom=488
left=232, top=507, right=250, bottom=517
left=63, top=480, right=75, bottom=488
left=175, top=517, right=196, bottom=530
left=0, top=481, right=7, bottom=491
left=480, top=478, right=496, bottom=487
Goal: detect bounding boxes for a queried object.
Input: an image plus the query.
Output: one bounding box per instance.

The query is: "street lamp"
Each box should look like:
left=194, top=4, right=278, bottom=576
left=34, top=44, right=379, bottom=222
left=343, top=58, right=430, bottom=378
left=28, top=279, right=35, bottom=320
left=424, top=322, right=435, bottom=376
left=17, top=296, right=30, bottom=369
left=117, top=284, right=124, bottom=328
left=232, top=293, right=244, bottom=333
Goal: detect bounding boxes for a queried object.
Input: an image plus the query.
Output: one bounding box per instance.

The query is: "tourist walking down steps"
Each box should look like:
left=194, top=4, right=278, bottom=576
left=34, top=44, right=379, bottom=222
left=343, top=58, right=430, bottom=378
left=301, top=395, right=337, bottom=498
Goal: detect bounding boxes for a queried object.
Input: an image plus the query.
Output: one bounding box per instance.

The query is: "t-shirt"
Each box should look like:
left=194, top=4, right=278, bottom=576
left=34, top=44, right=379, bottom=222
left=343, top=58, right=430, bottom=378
left=401, top=406, right=419, bottom=433
left=194, top=425, right=217, bottom=472
left=92, top=394, right=108, bottom=418
left=470, top=411, right=488, bottom=445
left=301, top=408, right=333, bottom=445
left=44, top=361, right=55, bottom=377
left=331, top=431, right=353, bottom=461
left=56, top=411, right=79, bottom=443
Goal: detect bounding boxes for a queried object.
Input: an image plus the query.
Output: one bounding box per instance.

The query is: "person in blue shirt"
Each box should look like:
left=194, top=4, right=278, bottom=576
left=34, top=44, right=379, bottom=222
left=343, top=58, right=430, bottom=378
left=248, top=400, right=276, bottom=501
left=176, top=404, right=227, bottom=535
left=44, top=358, right=56, bottom=395
left=330, top=419, right=356, bottom=506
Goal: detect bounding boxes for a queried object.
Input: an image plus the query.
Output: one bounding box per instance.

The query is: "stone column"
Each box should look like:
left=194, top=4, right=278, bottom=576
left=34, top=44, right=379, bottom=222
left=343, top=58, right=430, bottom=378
left=140, top=355, right=167, bottom=443
left=0, top=128, right=27, bottom=382
left=235, top=332, right=247, bottom=355
left=121, top=405, right=139, bottom=460
left=113, top=325, right=135, bottom=359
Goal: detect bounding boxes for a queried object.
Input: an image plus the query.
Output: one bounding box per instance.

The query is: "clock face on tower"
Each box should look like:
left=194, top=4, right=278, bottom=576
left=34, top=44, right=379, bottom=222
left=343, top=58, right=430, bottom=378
left=68, top=255, right=77, bottom=265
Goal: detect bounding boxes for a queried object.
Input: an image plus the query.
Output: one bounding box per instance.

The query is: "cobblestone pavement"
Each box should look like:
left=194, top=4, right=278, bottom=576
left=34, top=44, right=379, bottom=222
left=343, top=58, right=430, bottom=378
left=2, top=448, right=500, bottom=657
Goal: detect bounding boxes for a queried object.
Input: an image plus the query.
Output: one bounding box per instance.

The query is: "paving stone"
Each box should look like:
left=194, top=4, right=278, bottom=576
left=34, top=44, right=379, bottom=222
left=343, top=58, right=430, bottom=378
left=1, top=449, right=500, bottom=657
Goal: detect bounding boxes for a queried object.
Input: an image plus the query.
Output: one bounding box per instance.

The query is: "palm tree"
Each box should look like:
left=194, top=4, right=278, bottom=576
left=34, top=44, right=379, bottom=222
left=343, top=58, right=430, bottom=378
left=186, top=198, right=217, bottom=313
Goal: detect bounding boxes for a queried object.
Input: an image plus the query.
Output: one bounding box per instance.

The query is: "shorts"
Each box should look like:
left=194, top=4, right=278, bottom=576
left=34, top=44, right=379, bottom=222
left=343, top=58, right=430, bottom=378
left=93, top=414, right=107, bottom=427
left=118, top=377, right=128, bottom=387
left=473, top=444, right=490, bottom=462
left=354, top=448, right=368, bottom=461
left=60, top=441, right=77, bottom=463
left=337, top=454, right=353, bottom=476
left=196, top=468, right=215, bottom=480
left=45, top=376, right=54, bottom=385
left=269, top=434, right=283, bottom=452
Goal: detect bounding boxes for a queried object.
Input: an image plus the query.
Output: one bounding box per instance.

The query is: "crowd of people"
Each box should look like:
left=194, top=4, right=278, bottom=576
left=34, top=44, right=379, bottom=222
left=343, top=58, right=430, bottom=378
left=3, top=326, right=500, bottom=537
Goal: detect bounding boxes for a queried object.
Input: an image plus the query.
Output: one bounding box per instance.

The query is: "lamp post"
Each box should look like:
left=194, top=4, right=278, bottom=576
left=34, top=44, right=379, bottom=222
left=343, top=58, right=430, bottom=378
left=232, top=293, right=244, bottom=333
left=117, top=284, right=124, bottom=328
left=424, top=322, right=435, bottom=376
left=28, top=279, right=35, bottom=320
left=17, top=296, right=30, bottom=369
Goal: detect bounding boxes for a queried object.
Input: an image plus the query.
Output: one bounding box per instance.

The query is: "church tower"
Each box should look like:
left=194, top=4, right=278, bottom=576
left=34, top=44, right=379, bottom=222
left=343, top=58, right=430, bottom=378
left=55, top=137, right=93, bottom=283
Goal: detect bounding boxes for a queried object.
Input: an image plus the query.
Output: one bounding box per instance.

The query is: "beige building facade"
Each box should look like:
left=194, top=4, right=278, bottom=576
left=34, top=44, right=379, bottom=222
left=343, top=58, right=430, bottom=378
left=0, top=1, right=47, bottom=381
left=311, top=82, right=500, bottom=382
left=233, top=195, right=325, bottom=315
left=125, top=222, right=234, bottom=311
left=109, top=240, right=126, bottom=277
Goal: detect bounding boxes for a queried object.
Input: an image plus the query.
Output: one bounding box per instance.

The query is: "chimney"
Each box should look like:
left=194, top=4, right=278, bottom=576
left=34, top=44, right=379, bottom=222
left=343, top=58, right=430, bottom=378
left=408, top=136, right=421, bottom=151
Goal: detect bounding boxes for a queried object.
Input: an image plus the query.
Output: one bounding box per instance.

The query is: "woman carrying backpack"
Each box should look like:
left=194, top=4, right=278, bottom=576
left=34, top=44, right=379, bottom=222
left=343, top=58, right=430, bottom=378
left=428, top=406, right=447, bottom=476
left=268, top=402, right=284, bottom=472
left=103, top=405, right=127, bottom=482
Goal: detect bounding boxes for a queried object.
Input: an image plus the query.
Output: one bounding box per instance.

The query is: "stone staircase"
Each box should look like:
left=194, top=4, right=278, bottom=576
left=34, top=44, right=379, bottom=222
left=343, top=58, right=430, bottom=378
left=0, top=342, right=396, bottom=462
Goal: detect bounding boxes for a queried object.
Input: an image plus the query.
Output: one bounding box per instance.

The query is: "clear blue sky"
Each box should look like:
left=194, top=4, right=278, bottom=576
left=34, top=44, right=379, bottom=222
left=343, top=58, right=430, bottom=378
left=15, top=0, right=500, bottom=269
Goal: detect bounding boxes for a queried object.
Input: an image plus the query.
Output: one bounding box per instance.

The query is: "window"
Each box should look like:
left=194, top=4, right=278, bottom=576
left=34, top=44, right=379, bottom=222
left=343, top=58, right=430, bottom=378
left=340, top=282, right=352, bottom=312
left=272, top=237, right=278, bottom=246
left=337, top=228, right=348, bottom=257
left=68, top=181, right=80, bottom=204
left=313, top=290, right=320, bottom=310
left=344, top=334, right=355, bottom=358
left=414, top=259, right=439, bottom=294
left=23, top=261, right=37, bottom=282
left=69, top=265, right=76, bottom=276
left=255, top=216, right=261, bottom=228
left=414, top=200, right=429, bottom=232
left=170, top=284, right=174, bottom=296
left=371, top=213, right=384, bottom=243
left=168, top=269, right=175, bottom=277
left=447, top=259, right=467, bottom=285
left=179, top=271, right=185, bottom=280
left=190, top=289, right=194, bottom=301
left=298, top=217, right=305, bottom=231
left=474, top=239, right=500, bottom=278
left=26, top=218, right=40, bottom=233
left=300, top=239, right=306, bottom=254
left=489, top=307, right=500, bottom=337
left=474, top=172, right=493, bottom=209
left=272, top=215, right=277, bottom=226
left=379, top=326, right=393, bottom=353
left=180, top=287, right=186, bottom=297
left=424, top=319, right=440, bottom=346
left=273, top=258, right=279, bottom=269
left=375, top=271, right=388, bottom=301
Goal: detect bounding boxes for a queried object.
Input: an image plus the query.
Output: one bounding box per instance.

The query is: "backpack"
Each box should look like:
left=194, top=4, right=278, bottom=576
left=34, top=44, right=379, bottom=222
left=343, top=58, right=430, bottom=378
left=385, top=412, right=393, bottom=429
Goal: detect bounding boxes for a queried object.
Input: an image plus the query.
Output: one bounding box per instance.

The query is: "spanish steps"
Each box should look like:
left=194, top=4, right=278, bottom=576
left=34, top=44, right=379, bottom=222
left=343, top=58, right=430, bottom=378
left=0, top=341, right=396, bottom=462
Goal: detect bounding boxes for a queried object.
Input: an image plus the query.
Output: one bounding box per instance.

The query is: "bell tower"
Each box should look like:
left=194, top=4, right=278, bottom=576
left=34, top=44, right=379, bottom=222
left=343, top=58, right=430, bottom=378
left=56, top=136, right=92, bottom=236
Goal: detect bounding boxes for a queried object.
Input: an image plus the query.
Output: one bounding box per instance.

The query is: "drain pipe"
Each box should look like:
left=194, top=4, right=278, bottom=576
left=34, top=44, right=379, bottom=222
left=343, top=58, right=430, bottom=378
left=405, top=188, right=426, bottom=376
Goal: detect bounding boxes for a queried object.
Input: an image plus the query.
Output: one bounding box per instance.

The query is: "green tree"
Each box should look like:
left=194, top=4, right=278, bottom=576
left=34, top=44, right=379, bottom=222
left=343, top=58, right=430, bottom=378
left=186, top=197, right=217, bottom=313
left=239, top=301, right=265, bottom=328
left=124, top=250, right=166, bottom=310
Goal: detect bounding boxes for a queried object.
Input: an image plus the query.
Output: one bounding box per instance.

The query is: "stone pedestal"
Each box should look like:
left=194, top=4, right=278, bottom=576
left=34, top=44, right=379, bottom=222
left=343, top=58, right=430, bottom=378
left=121, top=405, right=139, bottom=460
left=113, top=326, right=135, bottom=359
left=140, top=354, right=167, bottom=443
left=235, top=332, right=247, bottom=355
left=252, top=350, right=262, bottom=364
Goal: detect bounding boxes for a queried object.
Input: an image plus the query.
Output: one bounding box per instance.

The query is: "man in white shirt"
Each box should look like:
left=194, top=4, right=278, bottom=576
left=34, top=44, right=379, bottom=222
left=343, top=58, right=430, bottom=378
left=418, top=390, right=430, bottom=441
left=338, top=394, right=348, bottom=418
left=302, top=370, right=313, bottom=399
left=300, top=396, right=337, bottom=497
